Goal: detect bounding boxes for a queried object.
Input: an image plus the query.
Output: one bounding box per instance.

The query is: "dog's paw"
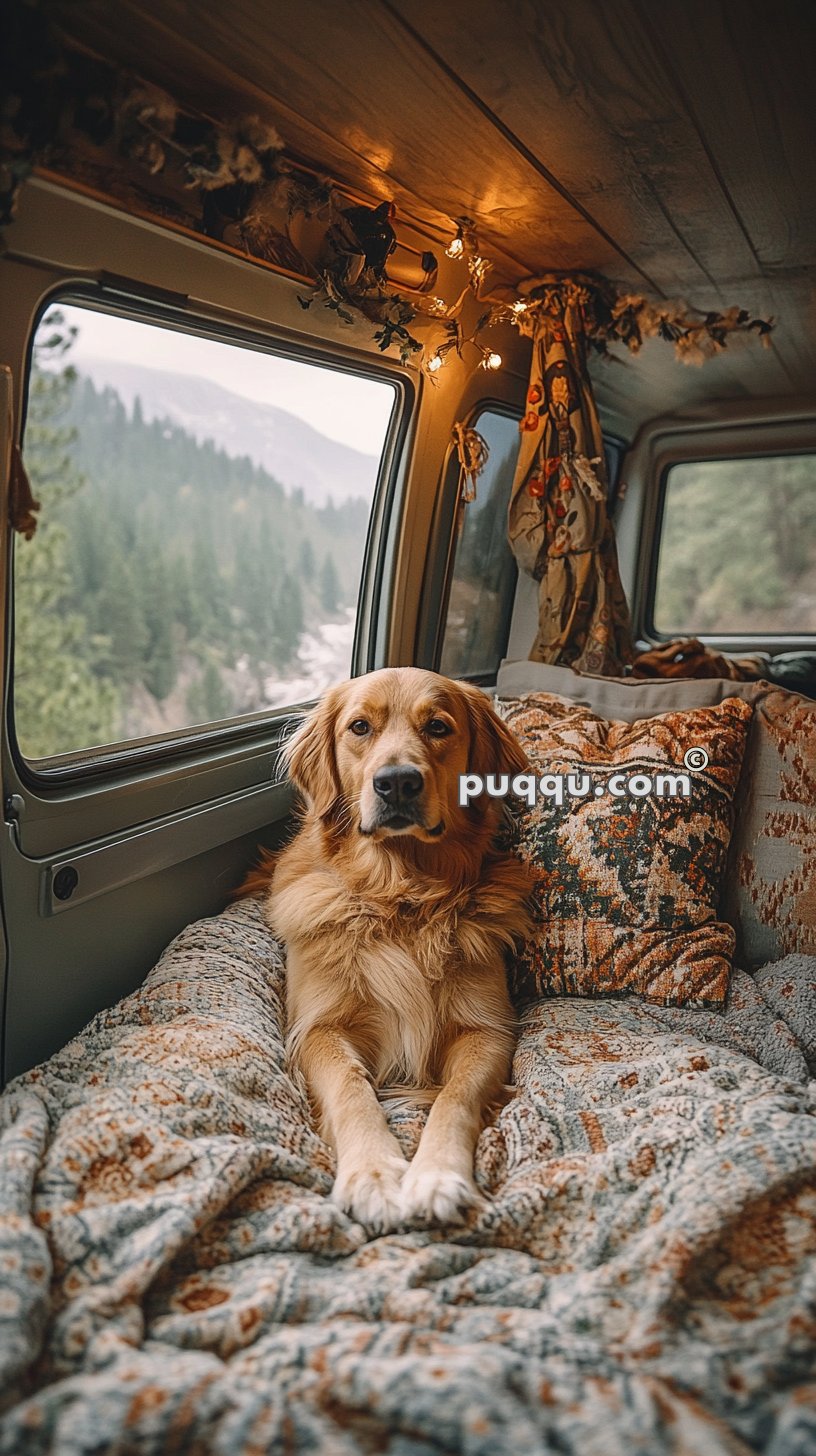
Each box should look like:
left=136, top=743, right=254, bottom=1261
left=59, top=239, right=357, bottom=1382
left=399, top=1164, right=485, bottom=1226
left=332, top=1154, right=409, bottom=1233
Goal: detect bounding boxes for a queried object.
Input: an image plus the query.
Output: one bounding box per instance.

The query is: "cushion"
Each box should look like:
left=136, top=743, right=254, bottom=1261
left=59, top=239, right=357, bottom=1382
left=496, top=658, right=763, bottom=719
left=497, top=662, right=816, bottom=970
left=498, top=692, right=753, bottom=1008
left=723, top=688, right=816, bottom=968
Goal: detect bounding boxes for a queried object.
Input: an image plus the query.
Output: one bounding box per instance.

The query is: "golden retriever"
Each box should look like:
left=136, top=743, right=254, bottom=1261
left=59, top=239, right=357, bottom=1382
left=252, top=667, right=532, bottom=1232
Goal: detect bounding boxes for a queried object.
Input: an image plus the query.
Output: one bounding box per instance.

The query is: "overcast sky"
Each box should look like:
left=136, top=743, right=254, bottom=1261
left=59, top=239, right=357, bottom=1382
left=51, top=303, right=395, bottom=456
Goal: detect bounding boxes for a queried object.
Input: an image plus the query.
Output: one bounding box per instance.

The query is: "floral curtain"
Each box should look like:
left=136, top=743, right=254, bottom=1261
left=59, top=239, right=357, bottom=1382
left=507, top=280, right=634, bottom=675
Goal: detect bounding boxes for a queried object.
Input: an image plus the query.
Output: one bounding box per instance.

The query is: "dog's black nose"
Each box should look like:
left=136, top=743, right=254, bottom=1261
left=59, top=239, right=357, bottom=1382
left=373, top=765, right=424, bottom=804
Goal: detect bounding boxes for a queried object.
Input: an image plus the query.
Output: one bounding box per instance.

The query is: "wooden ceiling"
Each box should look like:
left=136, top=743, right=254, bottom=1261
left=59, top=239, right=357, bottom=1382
left=55, top=0, right=816, bottom=436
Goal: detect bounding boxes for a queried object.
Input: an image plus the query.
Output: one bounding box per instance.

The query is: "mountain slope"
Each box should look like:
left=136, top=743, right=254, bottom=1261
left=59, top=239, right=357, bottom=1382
left=76, top=357, right=381, bottom=506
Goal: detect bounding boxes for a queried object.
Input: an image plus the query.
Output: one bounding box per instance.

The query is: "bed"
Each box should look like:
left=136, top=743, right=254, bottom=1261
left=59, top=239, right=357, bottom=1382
left=1, top=895, right=814, bottom=1454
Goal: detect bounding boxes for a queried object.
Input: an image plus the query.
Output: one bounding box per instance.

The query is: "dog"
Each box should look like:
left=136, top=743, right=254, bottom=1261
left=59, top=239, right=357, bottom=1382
left=251, top=667, right=533, bottom=1232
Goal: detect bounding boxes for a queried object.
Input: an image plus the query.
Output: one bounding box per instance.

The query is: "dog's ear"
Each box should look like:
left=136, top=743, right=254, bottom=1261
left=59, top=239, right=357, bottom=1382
left=461, top=682, right=530, bottom=780
left=282, top=686, right=343, bottom=820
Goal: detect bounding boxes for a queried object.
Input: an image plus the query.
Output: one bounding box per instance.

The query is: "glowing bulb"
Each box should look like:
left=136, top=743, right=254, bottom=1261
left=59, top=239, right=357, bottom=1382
left=445, top=234, right=464, bottom=260
left=427, top=353, right=443, bottom=374
left=486, top=351, right=502, bottom=370
left=511, top=299, right=528, bottom=315
left=429, top=297, right=448, bottom=315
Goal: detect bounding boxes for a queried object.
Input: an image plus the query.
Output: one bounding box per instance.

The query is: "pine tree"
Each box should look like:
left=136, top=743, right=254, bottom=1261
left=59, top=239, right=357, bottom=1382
left=14, top=314, right=119, bottom=758
left=187, top=661, right=231, bottom=724
left=172, top=552, right=197, bottom=640
left=140, top=555, right=178, bottom=701
left=274, top=571, right=304, bottom=666
left=189, top=535, right=230, bottom=648
left=319, top=552, right=341, bottom=614
left=298, top=537, right=316, bottom=581
left=17, top=322, right=381, bottom=742
left=98, top=548, right=150, bottom=683
left=14, top=524, right=119, bottom=758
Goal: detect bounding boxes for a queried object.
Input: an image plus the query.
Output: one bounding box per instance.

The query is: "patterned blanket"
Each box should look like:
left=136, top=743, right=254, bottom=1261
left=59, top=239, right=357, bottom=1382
left=1, top=897, right=814, bottom=1454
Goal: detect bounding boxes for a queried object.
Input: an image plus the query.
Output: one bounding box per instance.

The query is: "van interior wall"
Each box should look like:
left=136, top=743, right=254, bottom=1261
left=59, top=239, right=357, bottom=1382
left=3, top=179, right=532, bottom=660
left=48, top=0, right=816, bottom=429
left=0, top=179, right=530, bottom=1080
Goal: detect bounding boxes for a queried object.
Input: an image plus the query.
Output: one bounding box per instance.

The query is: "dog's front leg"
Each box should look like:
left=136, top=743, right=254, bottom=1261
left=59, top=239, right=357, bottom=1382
left=298, top=1025, right=409, bottom=1233
left=400, top=1026, right=513, bottom=1225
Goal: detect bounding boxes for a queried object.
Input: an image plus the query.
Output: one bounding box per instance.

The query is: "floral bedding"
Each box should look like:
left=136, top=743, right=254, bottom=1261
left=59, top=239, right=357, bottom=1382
left=1, top=896, right=814, bottom=1454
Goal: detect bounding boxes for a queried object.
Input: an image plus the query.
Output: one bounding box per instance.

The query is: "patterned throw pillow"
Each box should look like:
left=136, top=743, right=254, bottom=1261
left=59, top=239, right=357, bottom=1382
left=498, top=692, right=753, bottom=1008
left=723, top=688, right=816, bottom=968
left=496, top=663, right=816, bottom=968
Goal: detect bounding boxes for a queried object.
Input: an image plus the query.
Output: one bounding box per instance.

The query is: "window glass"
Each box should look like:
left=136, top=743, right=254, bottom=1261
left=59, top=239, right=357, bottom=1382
left=653, top=455, right=816, bottom=635
left=439, top=409, right=519, bottom=679
left=15, top=301, right=396, bottom=762
left=604, top=436, right=625, bottom=500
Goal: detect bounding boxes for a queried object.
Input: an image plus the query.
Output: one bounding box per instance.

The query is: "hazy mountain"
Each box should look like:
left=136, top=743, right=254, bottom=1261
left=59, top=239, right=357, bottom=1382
left=75, top=357, right=381, bottom=506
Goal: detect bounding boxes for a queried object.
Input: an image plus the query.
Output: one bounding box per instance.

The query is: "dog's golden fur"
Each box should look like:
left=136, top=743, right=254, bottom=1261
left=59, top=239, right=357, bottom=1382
left=252, top=667, right=533, bottom=1231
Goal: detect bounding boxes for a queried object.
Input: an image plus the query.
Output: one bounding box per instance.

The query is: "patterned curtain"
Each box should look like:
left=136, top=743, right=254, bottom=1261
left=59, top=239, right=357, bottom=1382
left=507, top=280, right=634, bottom=675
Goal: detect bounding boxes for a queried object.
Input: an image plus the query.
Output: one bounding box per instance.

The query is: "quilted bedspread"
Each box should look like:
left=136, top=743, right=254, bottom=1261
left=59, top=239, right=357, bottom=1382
left=1, top=897, right=815, bottom=1455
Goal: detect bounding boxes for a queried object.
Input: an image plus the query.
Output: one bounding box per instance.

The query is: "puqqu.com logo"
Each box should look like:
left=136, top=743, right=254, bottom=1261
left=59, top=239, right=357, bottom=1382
left=459, top=748, right=711, bottom=807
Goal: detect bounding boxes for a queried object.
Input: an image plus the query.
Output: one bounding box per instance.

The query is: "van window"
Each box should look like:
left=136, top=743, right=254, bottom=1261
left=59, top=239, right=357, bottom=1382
left=15, top=301, right=396, bottom=763
left=652, top=455, right=816, bottom=636
left=439, top=408, right=520, bottom=681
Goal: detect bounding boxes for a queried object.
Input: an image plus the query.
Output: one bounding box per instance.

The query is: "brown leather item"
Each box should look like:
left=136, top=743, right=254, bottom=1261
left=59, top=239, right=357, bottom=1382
left=632, top=637, right=767, bottom=683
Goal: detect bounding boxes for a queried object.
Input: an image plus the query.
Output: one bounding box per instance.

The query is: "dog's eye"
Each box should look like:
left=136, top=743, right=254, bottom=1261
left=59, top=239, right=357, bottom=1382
left=425, top=717, right=452, bottom=738
left=348, top=719, right=371, bottom=737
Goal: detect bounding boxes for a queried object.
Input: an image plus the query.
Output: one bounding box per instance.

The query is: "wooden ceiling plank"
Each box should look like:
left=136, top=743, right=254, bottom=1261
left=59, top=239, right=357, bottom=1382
left=399, top=0, right=810, bottom=398
left=384, top=0, right=762, bottom=299
left=49, top=0, right=816, bottom=426
left=762, top=284, right=816, bottom=386
left=383, top=0, right=798, bottom=409
left=380, top=0, right=666, bottom=295
left=394, top=0, right=813, bottom=400
left=56, top=0, right=629, bottom=278
left=636, top=0, right=816, bottom=273
left=50, top=0, right=517, bottom=280
left=633, top=0, right=816, bottom=389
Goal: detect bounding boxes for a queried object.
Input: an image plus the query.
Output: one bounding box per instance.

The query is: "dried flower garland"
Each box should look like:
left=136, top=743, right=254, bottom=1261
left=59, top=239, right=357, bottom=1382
left=482, top=272, right=774, bottom=368
left=1, top=5, right=429, bottom=361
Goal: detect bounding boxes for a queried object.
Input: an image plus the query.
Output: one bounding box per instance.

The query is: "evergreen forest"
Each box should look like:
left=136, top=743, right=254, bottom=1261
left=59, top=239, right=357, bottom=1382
left=15, top=315, right=369, bottom=758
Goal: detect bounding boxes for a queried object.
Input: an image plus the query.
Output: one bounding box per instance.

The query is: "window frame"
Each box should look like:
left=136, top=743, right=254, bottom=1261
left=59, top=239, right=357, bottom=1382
left=425, top=399, right=521, bottom=686
left=604, top=433, right=628, bottom=505
left=645, top=448, right=816, bottom=642
left=425, top=411, right=628, bottom=683
left=10, top=280, right=411, bottom=787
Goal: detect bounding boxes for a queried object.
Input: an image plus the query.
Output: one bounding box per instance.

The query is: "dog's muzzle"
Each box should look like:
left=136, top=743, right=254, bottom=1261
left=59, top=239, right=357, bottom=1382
left=360, top=763, right=443, bottom=837
left=371, top=764, right=423, bottom=830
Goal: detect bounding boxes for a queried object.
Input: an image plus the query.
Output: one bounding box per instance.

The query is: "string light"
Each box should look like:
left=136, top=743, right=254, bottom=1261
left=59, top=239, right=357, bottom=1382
left=422, top=237, right=505, bottom=377
left=445, top=216, right=474, bottom=261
